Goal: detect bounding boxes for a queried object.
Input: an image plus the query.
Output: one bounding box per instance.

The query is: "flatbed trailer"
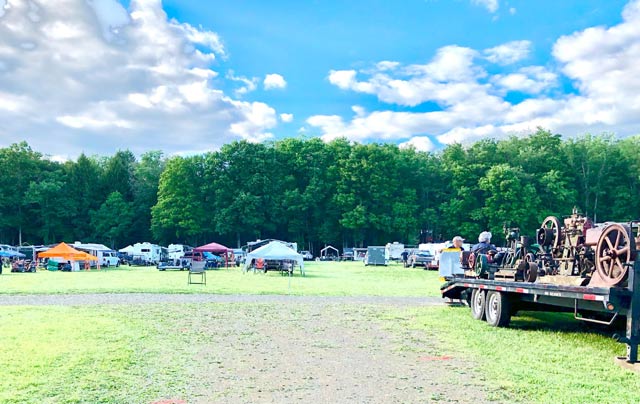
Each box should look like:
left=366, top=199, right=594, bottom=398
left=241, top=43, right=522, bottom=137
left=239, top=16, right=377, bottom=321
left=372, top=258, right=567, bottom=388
left=441, top=259, right=640, bottom=365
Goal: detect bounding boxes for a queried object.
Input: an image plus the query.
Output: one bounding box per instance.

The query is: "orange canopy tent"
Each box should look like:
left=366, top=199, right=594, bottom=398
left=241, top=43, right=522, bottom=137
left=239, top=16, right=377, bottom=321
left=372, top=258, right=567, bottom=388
left=38, top=242, right=98, bottom=261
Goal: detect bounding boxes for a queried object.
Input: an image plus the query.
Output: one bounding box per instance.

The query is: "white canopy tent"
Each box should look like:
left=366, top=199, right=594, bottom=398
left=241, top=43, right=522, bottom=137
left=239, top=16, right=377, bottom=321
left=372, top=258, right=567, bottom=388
left=119, top=245, right=135, bottom=254
left=243, top=241, right=304, bottom=276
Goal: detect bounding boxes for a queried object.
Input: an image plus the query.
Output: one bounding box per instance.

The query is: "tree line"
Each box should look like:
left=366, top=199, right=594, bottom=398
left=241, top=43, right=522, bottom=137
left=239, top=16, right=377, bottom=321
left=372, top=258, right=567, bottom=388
left=1, top=129, right=639, bottom=252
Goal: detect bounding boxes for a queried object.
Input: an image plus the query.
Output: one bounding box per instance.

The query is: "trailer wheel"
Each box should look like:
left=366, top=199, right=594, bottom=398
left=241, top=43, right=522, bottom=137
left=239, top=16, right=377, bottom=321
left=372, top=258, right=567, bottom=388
left=485, top=291, right=511, bottom=327
left=470, top=289, right=486, bottom=320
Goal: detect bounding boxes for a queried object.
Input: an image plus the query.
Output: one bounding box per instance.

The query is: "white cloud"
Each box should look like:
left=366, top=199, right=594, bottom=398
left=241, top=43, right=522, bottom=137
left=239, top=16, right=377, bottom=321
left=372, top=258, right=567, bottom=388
left=228, top=100, right=277, bottom=142
left=0, top=0, right=279, bottom=156
left=375, top=61, right=400, bottom=71
left=493, top=66, right=558, bottom=94
left=437, top=124, right=501, bottom=144
left=328, top=70, right=357, bottom=89
left=472, top=0, right=499, bottom=13
left=0, top=0, right=8, bottom=18
left=264, top=73, right=287, bottom=90
left=484, top=40, right=531, bottom=65
left=509, top=7, right=516, bottom=15
left=327, top=46, right=485, bottom=107
left=399, top=136, right=436, bottom=152
left=280, top=113, right=293, bottom=123
left=226, top=70, right=258, bottom=96
left=312, top=2, right=640, bottom=147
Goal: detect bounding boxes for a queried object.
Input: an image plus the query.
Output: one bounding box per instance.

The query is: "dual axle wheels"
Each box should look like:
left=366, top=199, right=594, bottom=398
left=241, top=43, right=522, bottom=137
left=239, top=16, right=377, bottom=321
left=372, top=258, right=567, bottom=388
left=470, top=289, right=512, bottom=327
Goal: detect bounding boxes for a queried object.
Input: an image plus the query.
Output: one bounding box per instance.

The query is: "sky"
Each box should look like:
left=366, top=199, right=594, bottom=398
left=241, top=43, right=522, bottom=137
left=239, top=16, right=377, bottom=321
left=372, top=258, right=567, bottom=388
left=0, top=0, right=639, bottom=159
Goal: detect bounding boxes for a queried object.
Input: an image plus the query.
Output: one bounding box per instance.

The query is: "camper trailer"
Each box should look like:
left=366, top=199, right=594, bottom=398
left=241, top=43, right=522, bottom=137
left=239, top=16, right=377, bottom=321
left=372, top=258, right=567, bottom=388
left=167, top=244, right=193, bottom=260
left=129, top=242, right=164, bottom=265
left=73, top=242, right=120, bottom=267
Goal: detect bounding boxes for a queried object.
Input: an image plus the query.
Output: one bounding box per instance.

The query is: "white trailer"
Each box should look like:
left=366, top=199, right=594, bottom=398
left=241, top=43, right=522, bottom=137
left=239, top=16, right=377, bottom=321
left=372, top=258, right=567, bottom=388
left=385, top=242, right=405, bottom=261
left=167, top=244, right=193, bottom=260
left=130, top=242, right=164, bottom=264
left=73, top=242, right=120, bottom=267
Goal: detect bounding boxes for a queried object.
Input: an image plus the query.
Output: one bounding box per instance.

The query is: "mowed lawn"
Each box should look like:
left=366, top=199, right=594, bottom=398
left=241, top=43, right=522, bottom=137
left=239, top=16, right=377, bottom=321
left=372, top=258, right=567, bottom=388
left=3, top=303, right=640, bottom=403
left=3, top=261, right=640, bottom=403
left=397, top=306, right=640, bottom=404
left=0, top=261, right=442, bottom=297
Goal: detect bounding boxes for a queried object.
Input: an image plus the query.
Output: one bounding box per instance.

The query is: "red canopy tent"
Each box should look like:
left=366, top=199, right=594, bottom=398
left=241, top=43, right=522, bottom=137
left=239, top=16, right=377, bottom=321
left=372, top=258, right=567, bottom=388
left=193, top=242, right=232, bottom=267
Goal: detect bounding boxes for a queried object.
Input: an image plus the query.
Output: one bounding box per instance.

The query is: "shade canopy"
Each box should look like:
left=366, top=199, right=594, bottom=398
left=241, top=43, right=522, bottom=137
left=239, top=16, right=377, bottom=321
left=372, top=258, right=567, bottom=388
left=193, top=242, right=231, bottom=253
left=320, top=245, right=339, bottom=256
left=119, top=245, right=135, bottom=253
left=243, top=241, right=304, bottom=274
left=39, top=242, right=98, bottom=261
left=0, top=250, right=25, bottom=258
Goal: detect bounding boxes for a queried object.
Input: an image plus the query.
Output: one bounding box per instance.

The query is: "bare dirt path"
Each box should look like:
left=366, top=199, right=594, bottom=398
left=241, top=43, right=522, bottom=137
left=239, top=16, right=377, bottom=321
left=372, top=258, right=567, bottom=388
left=2, top=294, right=497, bottom=403
left=170, top=303, right=497, bottom=404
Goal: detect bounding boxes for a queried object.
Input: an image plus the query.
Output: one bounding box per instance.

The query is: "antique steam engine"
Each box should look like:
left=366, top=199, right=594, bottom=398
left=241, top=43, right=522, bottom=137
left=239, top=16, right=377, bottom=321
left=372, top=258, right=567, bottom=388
left=464, top=208, right=638, bottom=288
left=464, top=225, right=539, bottom=282
left=536, top=208, right=596, bottom=282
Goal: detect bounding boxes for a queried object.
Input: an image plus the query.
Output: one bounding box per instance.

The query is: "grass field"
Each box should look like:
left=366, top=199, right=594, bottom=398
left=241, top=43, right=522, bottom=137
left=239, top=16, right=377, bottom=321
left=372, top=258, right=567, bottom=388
left=397, top=306, right=640, bottom=404
left=0, top=305, right=190, bottom=403
left=3, top=303, right=640, bottom=403
left=0, top=261, right=443, bottom=297
left=3, top=261, right=640, bottom=403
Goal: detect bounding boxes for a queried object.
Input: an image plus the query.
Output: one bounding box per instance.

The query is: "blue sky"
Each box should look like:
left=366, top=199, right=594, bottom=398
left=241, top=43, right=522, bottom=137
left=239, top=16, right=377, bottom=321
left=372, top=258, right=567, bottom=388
left=0, top=0, right=638, bottom=157
left=160, top=0, right=629, bottom=139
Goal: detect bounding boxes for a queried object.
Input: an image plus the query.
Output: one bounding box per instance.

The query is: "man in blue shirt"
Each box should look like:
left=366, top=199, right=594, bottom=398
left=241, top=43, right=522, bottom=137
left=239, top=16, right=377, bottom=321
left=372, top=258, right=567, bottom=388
left=471, top=231, right=496, bottom=254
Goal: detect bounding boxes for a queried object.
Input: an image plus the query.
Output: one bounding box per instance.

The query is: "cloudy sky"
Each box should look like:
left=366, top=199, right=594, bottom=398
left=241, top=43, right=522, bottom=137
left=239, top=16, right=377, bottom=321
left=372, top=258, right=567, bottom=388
left=0, top=0, right=638, bottom=158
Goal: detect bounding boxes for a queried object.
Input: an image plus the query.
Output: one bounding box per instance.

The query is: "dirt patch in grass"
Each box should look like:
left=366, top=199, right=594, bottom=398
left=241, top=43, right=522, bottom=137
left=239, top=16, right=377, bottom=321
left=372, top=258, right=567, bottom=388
left=1, top=299, right=496, bottom=403
left=140, top=303, right=497, bottom=403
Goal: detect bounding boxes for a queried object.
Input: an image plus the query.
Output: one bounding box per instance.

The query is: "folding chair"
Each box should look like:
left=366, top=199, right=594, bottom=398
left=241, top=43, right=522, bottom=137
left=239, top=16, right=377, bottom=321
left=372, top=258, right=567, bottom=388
left=188, top=265, right=206, bottom=285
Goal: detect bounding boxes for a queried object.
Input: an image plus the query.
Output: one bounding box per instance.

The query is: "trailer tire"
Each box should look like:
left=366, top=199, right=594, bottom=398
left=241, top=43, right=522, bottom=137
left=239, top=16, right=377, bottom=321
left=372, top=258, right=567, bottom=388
left=485, top=291, right=511, bottom=327
left=470, top=289, right=486, bottom=320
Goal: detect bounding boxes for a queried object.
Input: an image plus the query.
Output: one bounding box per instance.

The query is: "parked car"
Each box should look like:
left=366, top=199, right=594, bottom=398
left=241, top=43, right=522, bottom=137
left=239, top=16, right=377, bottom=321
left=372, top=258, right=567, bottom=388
left=300, top=250, right=313, bottom=260
left=407, top=250, right=434, bottom=268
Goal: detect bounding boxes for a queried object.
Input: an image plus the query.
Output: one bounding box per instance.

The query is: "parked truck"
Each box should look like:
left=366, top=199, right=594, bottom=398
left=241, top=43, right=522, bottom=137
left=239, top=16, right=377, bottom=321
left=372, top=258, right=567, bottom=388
left=73, top=242, right=120, bottom=267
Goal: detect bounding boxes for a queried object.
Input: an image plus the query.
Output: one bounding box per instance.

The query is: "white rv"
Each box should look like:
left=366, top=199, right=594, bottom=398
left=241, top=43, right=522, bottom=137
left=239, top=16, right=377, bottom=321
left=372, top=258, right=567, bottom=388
left=167, top=244, right=193, bottom=260
left=129, top=242, right=164, bottom=264
left=73, top=242, right=120, bottom=267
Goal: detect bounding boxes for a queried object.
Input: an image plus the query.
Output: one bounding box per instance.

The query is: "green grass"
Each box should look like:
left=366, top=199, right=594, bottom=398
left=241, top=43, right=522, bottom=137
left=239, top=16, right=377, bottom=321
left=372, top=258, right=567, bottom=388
left=5, top=262, right=640, bottom=403
left=0, top=261, right=442, bottom=297
left=5, top=303, right=640, bottom=403
left=402, top=306, right=640, bottom=404
left=0, top=305, right=205, bottom=404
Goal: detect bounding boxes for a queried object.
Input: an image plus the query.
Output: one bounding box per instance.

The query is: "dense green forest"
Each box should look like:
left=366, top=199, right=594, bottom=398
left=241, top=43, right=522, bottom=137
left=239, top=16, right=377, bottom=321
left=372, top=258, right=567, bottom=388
left=1, top=129, right=639, bottom=252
